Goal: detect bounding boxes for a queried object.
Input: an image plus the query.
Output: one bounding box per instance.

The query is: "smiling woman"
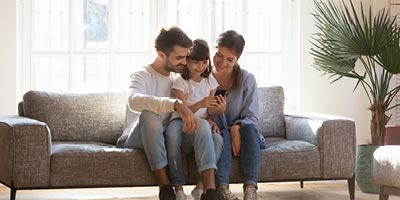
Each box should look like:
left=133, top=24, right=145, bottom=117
left=18, top=0, right=298, bottom=110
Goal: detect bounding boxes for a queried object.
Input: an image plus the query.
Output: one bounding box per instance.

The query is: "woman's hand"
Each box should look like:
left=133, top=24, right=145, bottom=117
left=230, top=124, right=241, bottom=157
left=207, top=117, right=220, bottom=133
left=214, top=95, right=226, bottom=113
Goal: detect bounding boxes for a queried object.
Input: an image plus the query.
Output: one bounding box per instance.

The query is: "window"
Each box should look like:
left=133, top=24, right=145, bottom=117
left=19, top=0, right=299, bottom=110
left=388, top=0, right=400, bottom=125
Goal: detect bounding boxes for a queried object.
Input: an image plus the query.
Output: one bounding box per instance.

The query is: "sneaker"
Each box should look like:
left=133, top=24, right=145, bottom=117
left=159, top=185, right=175, bottom=200
left=191, top=188, right=203, bottom=200
left=217, top=188, right=239, bottom=200
left=175, top=190, right=187, bottom=200
left=200, top=189, right=218, bottom=200
left=243, top=185, right=257, bottom=200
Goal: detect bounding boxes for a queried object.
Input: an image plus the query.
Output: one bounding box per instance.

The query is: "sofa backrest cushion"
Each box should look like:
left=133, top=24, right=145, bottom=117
left=22, top=91, right=126, bottom=144
left=258, top=86, right=286, bottom=138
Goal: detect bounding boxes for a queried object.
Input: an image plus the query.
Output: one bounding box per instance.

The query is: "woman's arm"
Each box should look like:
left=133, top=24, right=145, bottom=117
left=233, top=72, right=259, bottom=126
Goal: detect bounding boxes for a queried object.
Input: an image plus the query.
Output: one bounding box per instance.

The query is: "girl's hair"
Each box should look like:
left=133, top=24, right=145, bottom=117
left=154, top=26, right=192, bottom=56
left=181, top=39, right=212, bottom=80
left=216, top=30, right=245, bottom=90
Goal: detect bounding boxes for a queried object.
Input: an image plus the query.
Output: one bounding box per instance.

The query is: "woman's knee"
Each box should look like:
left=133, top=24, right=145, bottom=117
left=240, top=124, right=259, bottom=141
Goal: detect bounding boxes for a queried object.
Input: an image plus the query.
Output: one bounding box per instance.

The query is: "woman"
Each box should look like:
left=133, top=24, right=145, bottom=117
left=212, top=30, right=265, bottom=200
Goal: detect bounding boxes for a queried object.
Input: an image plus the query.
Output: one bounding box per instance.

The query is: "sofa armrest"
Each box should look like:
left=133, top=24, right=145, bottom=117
left=284, top=112, right=356, bottom=179
left=0, top=115, right=51, bottom=188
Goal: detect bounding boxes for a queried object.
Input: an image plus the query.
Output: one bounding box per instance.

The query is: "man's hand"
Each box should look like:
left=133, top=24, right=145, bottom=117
left=174, top=100, right=198, bottom=133
left=230, top=124, right=241, bottom=157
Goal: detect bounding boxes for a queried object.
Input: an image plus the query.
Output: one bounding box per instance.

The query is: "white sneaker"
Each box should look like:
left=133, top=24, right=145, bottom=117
left=217, top=188, right=239, bottom=200
left=243, top=185, right=257, bottom=200
left=176, top=190, right=187, bottom=200
left=191, top=188, right=203, bottom=200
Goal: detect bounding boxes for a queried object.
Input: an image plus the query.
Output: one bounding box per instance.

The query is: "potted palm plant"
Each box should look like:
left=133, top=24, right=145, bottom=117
left=311, top=0, right=400, bottom=193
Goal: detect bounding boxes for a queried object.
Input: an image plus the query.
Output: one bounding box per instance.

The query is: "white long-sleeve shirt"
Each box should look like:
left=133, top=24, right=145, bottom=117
left=124, top=65, right=178, bottom=128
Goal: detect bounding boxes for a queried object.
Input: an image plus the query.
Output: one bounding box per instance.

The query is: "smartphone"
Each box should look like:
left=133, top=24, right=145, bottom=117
left=215, top=89, right=226, bottom=97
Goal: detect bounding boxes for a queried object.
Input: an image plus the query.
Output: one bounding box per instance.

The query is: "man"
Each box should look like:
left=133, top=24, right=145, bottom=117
left=116, top=26, right=218, bottom=200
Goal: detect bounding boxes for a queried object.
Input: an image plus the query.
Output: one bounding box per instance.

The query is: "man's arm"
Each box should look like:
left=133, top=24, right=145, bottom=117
left=173, top=99, right=198, bottom=133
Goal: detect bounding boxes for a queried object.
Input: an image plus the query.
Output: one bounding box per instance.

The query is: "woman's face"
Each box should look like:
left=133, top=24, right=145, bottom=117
left=213, top=46, right=238, bottom=73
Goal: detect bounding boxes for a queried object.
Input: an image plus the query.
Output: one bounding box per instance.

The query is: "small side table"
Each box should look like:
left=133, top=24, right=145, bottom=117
left=385, top=126, right=400, bottom=145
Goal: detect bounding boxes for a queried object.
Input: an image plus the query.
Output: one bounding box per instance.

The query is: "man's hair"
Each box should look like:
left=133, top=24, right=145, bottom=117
left=154, top=26, right=193, bottom=55
left=181, top=39, right=211, bottom=80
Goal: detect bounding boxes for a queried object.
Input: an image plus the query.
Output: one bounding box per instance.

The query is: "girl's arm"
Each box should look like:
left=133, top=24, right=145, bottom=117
left=172, top=88, right=216, bottom=114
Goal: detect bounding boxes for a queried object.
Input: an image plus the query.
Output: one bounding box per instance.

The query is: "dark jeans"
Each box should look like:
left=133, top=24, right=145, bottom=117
left=215, top=117, right=265, bottom=188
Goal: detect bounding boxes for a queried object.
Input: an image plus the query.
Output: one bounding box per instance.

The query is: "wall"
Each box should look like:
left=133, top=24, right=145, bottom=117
left=299, top=0, right=390, bottom=144
left=0, top=0, right=17, bottom=115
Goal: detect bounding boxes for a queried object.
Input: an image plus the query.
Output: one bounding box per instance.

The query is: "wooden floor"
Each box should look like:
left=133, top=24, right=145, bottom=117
left=0, top=181, right=399, bottom=200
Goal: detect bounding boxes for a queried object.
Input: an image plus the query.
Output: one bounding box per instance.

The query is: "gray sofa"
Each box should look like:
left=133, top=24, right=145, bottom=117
left=0, top=86, right=356, bottom=200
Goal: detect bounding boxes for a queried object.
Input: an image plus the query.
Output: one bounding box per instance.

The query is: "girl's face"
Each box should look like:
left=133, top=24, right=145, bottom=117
left=187, top=59, right=209, bottom=78
left=213, top=46, right=238, bottom=73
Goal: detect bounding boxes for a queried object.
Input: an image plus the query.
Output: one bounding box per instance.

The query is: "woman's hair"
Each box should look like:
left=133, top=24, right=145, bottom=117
left=154, top=26, right=192, bottom=56
left=216, top=30, right=245, bottom=90
left=181, top=39, right=212, bottom=80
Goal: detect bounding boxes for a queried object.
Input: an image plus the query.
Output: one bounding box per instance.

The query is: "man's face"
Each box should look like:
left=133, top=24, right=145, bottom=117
left=164, top=45, right=190, bottom=73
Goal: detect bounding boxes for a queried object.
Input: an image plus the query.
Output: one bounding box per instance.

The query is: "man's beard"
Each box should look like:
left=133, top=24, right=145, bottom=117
left=164, top=59, right=184, bottom=73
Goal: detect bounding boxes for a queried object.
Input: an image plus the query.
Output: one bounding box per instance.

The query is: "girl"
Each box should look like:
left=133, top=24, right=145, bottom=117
left=165, top=39, right=226, bottom=200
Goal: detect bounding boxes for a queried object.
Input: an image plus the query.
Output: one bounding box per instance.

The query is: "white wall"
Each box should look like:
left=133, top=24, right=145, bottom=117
left=299, top=0, right=390, bottom=144
left=0, top=0, right=17, bottom=115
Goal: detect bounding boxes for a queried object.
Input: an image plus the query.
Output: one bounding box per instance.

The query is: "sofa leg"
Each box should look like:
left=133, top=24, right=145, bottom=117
left=10, top=187, right=16, bottom=200
left=347, top=175, right=355, bottom=200
left=379, top=186, right=389, bottom=200
left=300, top=181, right=304, bottom=188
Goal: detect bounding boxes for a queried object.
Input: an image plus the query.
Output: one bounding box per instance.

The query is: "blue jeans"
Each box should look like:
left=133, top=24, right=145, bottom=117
left=165, top=117, right=223, bottom=185
left=116, top=111, right=168, bottom=171
left=215, top=119, right=265, bottom=188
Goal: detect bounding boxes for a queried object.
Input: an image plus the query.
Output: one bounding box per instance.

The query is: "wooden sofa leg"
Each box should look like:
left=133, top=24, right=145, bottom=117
left=379, top=186, right=389, bottom=200
left=300, top=181, right=304, bottom=188
left=348, top=175, right=355, bottom=200
left=10, top=187, right=16, bottom=200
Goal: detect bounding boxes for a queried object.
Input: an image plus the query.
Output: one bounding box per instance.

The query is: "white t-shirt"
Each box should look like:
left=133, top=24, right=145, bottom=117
left=172, top=74, right=219, bottom=118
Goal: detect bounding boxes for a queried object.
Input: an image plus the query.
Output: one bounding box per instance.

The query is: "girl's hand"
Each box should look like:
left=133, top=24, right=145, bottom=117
left=230, top=124, right=241, bottom=157
left=207, top=117, right=220, bottom=133
left=202, top=96, right=219, bottom=108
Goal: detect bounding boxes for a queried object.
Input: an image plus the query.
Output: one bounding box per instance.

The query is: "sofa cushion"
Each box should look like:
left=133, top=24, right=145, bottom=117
left=50, top=142, right=157, bottom=187
left=258, top=137, right=320, bottom=181
left=23, top=91, right=126, bottom=144
left=258, top=86, right=286, bottom=138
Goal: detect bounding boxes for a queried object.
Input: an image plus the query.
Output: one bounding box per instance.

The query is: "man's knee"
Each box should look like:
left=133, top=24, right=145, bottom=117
left=140, top=111, right=163, bottom=128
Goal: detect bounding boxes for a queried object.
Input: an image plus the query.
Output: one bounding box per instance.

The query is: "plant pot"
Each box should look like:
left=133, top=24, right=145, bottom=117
left=355, top=145, right=380, bottom=193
